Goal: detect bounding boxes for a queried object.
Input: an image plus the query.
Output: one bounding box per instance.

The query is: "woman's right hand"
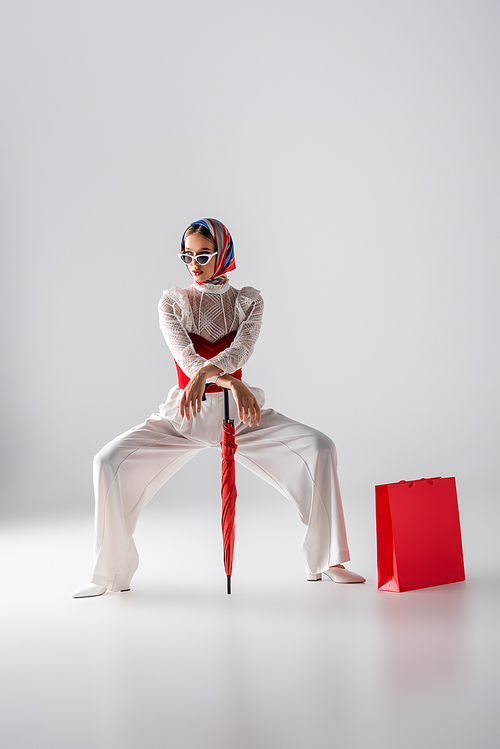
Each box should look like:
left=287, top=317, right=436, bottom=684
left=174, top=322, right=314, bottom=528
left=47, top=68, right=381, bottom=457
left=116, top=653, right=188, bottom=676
left=179, top=370, right=207, bottom=421
left=179, top=363, right=224, bottom=421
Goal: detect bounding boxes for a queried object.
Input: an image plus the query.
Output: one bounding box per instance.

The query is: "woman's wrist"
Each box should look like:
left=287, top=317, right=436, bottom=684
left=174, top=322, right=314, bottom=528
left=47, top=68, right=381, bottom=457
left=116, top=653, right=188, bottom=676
left=227, top=376, right=240, bottom=391
left=211, top=372, right=238, bottom=389
left=194, top=369, right=208, bottom=384
left=197, top=363, right=223, bottom=382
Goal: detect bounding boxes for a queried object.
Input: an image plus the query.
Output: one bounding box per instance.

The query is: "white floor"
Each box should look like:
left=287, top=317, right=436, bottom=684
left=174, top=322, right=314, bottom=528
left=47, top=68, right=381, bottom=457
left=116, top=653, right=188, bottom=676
left=2, top=493, right=500, bottom=749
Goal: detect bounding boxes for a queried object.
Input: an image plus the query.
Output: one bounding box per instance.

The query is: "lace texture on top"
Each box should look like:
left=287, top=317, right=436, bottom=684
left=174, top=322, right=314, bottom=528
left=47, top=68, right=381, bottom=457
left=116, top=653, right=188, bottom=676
left=158, top=280, right=263, bottom=383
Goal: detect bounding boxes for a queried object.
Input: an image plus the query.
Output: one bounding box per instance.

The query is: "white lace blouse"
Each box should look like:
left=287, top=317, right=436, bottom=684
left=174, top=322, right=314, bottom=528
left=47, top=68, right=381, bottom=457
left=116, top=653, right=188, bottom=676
left=158, top=279, right=264, bottom=383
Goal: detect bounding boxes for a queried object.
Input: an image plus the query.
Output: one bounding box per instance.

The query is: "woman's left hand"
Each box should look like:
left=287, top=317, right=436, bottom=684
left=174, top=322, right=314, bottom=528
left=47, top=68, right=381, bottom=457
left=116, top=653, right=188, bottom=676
left=229, top=380, right=261, bottom=426
left=209, top=373, right=261, bottom=426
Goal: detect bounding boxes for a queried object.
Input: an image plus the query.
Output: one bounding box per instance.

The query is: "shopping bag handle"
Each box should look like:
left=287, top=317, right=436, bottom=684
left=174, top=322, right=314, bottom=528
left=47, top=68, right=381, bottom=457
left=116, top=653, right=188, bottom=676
left=400, top=477, right=442, bottom=488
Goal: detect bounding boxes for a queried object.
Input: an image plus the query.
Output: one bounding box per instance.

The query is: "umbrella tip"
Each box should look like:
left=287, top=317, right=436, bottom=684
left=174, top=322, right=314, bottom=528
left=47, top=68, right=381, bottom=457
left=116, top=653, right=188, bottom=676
left=227, top=574, right=231, bottom=595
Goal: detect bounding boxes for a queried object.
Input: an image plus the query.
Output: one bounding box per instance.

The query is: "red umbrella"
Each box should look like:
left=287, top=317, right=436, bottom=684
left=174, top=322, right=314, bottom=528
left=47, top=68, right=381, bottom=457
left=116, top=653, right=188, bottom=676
left=220, top=387, right=237, bottom=594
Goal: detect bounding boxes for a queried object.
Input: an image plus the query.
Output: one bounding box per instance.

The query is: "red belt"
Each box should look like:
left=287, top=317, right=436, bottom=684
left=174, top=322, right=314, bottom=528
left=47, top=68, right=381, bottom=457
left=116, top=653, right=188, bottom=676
left=175, top=332, right=242, bottom=393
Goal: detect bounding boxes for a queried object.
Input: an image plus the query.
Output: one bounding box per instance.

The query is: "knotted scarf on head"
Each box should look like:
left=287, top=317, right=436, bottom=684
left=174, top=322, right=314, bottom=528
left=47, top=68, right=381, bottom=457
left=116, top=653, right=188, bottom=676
left=181, top=218, right=236, bottom=284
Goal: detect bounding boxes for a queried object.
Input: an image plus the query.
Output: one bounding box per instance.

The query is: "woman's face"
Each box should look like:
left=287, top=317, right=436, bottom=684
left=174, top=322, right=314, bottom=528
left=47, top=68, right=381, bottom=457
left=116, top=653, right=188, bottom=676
left=182, top=233, right=217, bottom=283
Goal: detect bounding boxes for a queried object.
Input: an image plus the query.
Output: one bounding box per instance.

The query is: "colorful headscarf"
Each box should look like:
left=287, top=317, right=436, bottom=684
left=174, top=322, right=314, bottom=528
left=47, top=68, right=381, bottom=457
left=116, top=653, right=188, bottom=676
left=181, top=218, right=236, bottom=284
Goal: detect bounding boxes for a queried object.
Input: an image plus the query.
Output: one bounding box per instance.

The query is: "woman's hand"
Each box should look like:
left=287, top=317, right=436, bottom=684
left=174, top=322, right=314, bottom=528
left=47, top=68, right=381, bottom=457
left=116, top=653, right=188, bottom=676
left=179, top=363, right=223, bottom=420
left=229, top=380, right=261, bottom=427
left=213, top=373, right=261, bottom=426
left=179, top=371, right=207, bottom=421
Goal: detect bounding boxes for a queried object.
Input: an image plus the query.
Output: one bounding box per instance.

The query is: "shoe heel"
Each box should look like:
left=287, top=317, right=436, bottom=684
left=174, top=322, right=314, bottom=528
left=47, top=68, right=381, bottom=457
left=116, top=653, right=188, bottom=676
left=307, top=573, right=322, bottom=581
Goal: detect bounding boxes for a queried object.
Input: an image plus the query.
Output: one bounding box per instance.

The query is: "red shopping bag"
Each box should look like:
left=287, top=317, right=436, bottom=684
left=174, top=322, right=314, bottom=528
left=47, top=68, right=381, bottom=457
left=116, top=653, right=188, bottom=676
left=376, top=477, right=465, bottom=592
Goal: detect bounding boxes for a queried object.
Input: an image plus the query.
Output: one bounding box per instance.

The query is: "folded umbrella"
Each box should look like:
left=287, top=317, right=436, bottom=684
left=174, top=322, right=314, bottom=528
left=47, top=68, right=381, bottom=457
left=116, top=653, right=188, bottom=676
left=220, top=387, right=237, bottom=594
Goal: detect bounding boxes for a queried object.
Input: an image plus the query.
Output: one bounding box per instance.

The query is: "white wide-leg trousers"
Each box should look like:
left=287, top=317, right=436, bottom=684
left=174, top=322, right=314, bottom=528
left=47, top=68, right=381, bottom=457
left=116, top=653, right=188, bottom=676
left=91, top=386, right=350, bottom=591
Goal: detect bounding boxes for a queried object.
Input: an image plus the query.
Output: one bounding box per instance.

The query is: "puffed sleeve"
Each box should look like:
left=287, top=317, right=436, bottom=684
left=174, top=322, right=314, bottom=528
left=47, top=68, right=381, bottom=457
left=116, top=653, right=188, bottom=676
left=158, top=290, right=208, bottom=377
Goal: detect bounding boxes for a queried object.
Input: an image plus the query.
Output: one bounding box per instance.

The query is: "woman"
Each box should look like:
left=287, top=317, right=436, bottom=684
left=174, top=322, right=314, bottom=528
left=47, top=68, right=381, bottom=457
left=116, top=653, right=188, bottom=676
left=73, top=218, right=365, bottom=598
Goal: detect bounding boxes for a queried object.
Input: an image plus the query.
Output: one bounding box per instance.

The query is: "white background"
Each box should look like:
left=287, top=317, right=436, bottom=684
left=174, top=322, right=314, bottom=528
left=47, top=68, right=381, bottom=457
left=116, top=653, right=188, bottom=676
left=2, top=1, right=499, bottom=562
left=2, top=4, right=500, bottom=749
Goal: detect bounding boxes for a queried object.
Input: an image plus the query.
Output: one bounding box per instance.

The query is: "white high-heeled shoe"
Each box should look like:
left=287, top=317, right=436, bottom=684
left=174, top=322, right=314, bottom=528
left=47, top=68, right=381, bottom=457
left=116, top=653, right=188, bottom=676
left=72, top=583, right=131, bottom=598
left=307, top=565, right=366, bottom=584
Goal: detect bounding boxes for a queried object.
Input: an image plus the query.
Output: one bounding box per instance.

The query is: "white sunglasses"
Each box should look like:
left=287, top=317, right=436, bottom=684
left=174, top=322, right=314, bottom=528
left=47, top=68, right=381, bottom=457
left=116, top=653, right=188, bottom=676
left=178, top=251, right=217, bottom=266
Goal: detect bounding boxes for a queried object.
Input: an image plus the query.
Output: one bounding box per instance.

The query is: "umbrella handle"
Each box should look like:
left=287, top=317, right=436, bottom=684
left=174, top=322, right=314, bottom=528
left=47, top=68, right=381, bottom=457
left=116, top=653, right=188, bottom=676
left=202, top=385, right=232, bottom=426
left=223, top=387, right=230, bottom=423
